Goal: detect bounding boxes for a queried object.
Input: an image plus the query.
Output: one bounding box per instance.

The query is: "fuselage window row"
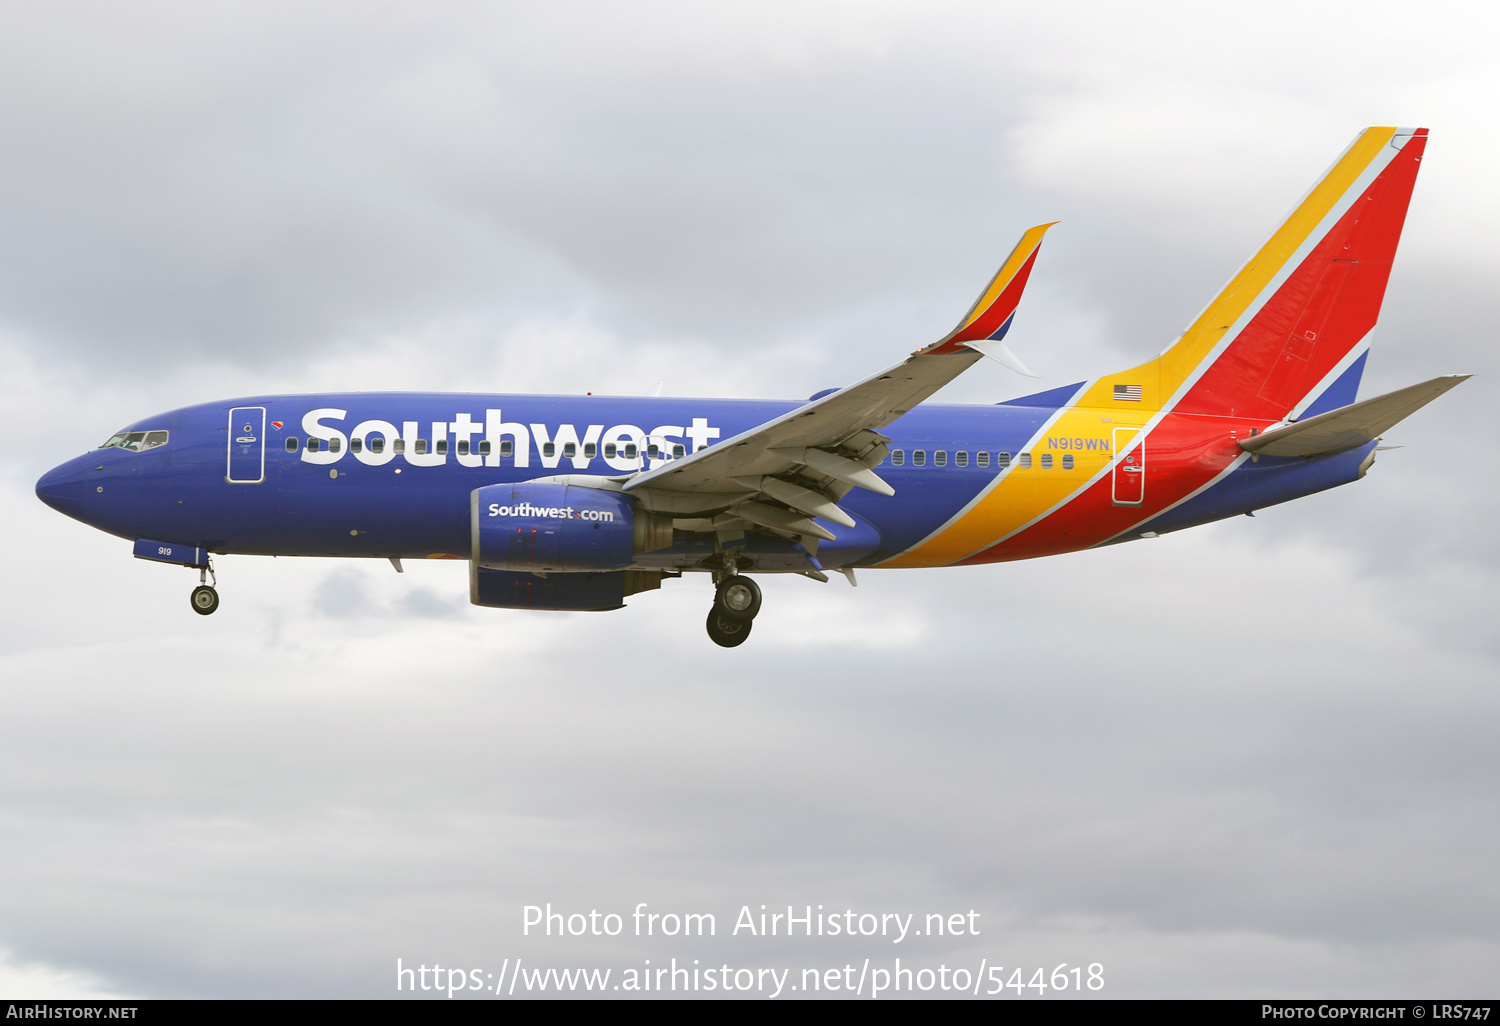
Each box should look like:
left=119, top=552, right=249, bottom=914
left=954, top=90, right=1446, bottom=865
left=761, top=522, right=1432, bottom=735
left=889, top=449, right=1049, bottom=472
left=279, top=438, right=1074, bottom=470
left=286, top=436, right=676, bottom=465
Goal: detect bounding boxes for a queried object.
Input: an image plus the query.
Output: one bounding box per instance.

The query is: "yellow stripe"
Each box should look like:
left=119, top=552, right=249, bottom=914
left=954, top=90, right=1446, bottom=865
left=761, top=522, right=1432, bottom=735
left=952, top=222, right=1058, bottom=335
left=1155, top=127, right=1395, bottom=397
left=883, top=129, right=1396, bottom=568
left=879, top=406, right=1152, bottom=567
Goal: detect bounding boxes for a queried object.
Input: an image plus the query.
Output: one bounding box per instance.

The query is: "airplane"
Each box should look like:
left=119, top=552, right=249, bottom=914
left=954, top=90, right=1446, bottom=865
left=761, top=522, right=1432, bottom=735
left=35, top=126, right=1466, bottom=647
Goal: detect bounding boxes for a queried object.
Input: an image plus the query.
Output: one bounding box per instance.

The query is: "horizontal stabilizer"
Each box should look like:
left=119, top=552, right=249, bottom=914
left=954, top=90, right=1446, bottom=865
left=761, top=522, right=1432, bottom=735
left=1239, top=375, right=1469, bottom=457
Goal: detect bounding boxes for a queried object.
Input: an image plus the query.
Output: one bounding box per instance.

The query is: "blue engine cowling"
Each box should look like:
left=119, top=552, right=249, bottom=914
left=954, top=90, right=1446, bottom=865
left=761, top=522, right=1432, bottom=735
left=471, top=482, right=637, bottom=573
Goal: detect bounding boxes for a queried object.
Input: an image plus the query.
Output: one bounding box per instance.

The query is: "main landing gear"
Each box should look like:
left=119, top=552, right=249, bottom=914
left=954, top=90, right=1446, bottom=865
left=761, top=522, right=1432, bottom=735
left=706, top=571, right=762, bottom=648
left=190, top=561, right=219, bottom=616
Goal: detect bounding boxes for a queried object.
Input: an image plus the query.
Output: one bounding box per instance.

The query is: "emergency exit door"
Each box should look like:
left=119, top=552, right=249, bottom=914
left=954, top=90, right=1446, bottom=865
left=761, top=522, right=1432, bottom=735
left=1111, top=427, right=1145, bottom=506
left=227, top=406, right=266, bottom=484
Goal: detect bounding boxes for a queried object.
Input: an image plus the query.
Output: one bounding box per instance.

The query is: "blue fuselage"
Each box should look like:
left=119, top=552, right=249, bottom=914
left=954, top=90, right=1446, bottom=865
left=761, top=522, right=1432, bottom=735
left=36, top=390, right=1372, bottom=571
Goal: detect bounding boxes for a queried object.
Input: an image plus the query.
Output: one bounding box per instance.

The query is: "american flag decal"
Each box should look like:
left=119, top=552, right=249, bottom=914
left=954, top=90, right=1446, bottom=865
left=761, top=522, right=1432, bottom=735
left=1113, top=384, right=1143, bottom=401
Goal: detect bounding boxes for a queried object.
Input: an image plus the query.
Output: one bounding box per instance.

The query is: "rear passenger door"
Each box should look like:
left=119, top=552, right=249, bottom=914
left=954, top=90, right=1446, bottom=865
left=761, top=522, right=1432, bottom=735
left=1111, top=427, right=1144, bottom=506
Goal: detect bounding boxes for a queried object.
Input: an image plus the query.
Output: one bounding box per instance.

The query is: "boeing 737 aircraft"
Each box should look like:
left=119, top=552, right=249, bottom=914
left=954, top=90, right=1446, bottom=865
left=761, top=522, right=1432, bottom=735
left=36, top=127, right=1465, bottom=646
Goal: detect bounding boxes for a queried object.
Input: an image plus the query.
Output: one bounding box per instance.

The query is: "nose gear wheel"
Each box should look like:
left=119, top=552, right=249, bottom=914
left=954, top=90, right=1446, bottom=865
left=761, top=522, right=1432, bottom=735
left=190, top=585, right=219, bottom=615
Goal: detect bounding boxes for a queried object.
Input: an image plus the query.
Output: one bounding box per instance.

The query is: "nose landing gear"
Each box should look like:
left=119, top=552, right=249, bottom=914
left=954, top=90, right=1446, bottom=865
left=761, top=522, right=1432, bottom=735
left=706, top=570, right=761, bottom=648
left=190, top=560, right=219, bottom=616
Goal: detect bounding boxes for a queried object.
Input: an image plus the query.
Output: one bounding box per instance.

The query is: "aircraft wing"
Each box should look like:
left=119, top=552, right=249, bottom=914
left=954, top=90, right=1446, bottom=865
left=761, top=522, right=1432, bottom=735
left=622, top=224, right=1056, bottom=533
left=1239, top=374, right=1469, bottom=458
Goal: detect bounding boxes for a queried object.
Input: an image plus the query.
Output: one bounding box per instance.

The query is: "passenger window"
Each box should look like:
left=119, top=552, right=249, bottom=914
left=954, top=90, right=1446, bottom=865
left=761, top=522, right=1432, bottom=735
left=393, top=438, right=406, bottom=454
left=350, top=437, right=363, bottom=454
left=624, top=443, right=638, bottom=459
left=1062, top=454, right=1074, bottom=470
left=306, top=437, right=318, bottom=452
left=1040, top=453, right=1052, bottom=469
left=976, top=451, right=989, bottom=468
left=604, top=442, right=617, bottom=459
left=330, top=437, right=342, bottom=453
left=913, top=450, right=927, bottom=467
left=415, top=439, right=428, bottom=455
left=584, top=442, right=597, bottom=458
left=436, top=439, right=448, bottom=455
left=935, top=451, right=948, bottom=467
left=891, top=449, right=905, bottom=466
left=1019, top=453, right=1031, bottom=469
left=646, top=444, right=660, bottom=459
left=955, top=451, right=968, bottom=467
left=457, top=440, right=470, bottom=456
left=370, top=437, right=385, bottom=454
left=141, top=431, right=168, bottom=450
left=998, top=452, right=1011, bottom=468
left=672, top=443, right=685, bottom=458
left=542, top=441, right=555, bottom=458
left=285, top=437, right=299, bottom=453
left=563, top=442, right=576, bottom=458
left=478, top=440, right=491, bottom=456
left=499, top=440, right=513, bottom=457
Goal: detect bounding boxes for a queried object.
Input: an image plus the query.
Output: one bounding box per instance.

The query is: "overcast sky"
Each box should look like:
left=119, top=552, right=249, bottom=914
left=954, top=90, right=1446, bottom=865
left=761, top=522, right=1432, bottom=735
left=2, top=0, right=1497, bottom=1000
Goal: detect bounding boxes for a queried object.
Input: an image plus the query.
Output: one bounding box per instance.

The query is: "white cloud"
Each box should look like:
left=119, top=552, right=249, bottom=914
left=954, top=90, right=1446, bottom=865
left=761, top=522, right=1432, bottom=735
left=0, top=951, right=123, bottom=999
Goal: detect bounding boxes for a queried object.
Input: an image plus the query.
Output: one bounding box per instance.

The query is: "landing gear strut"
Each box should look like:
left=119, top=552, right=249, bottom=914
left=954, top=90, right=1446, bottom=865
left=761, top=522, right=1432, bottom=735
left=190, top=560, right=219, bottom=616
left=706, top=567, right=761, bottom=647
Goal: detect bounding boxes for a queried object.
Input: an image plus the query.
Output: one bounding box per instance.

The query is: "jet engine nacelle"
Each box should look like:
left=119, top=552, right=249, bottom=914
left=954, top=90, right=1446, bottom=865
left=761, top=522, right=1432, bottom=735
left=471, top=481, right=664, bottom=573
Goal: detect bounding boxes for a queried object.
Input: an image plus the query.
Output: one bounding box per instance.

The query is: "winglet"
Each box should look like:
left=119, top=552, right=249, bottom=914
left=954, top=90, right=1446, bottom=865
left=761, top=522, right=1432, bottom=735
left=921, top=222, right=1057, bottom=367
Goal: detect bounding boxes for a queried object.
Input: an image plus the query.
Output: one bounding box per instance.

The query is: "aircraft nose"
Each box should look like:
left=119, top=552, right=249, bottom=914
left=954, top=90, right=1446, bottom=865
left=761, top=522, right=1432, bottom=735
left=36, top=456, right=89, bottom=521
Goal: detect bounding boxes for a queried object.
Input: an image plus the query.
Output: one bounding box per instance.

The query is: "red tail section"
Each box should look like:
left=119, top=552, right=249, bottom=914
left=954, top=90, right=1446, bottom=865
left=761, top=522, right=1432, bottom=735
left=883, top=128, right=1431, bottom=569
left=1177, top=129, right=1427, bottom=420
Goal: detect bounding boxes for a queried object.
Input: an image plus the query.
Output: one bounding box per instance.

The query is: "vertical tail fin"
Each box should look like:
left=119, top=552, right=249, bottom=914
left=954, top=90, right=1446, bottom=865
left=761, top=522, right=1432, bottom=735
left=1098, top=127, right=1428, bottom=419
left=881, top=129, right=1431, bottom=570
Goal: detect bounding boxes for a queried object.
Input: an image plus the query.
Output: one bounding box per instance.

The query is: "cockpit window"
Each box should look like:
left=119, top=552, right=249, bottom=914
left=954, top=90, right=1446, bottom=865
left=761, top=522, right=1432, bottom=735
left=99, top=429, right=168, bottom=452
